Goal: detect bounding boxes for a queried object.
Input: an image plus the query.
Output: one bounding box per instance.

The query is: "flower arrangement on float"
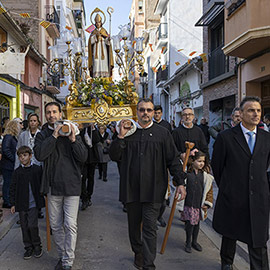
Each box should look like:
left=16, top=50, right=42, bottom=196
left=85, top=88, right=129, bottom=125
left=75, top=77, right=136, bottom=108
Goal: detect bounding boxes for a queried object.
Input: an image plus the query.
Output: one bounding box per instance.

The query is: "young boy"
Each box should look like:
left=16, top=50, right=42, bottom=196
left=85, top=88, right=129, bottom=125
left=10, top=146, right=45, bottom=260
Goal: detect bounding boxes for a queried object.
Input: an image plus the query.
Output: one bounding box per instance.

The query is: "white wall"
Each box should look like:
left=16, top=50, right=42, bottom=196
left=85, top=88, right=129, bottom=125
left=168, top=0, right=202, bottom=76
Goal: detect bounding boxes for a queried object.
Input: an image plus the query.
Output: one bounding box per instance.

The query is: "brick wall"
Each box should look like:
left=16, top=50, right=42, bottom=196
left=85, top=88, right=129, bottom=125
left=203, top=76, right=238, bottom=119
left=201, top=0, right=239, bottom=120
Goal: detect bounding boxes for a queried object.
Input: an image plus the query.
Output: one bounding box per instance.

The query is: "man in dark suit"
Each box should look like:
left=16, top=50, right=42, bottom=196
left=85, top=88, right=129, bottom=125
left=212, top=96, right=270, bottom=270
left=80, top=124, right=100, bottom=210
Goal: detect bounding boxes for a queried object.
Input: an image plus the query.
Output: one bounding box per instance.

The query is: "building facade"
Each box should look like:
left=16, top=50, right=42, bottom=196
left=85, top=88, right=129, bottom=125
left=196, top=0, right=238, bottom=128
left=223, top=0, right=270, bottom=115
left=143, top=0, right=202, bottom=121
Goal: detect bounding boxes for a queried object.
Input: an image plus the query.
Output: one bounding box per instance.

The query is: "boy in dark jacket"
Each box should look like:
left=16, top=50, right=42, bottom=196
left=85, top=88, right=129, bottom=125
left=10, top=146, right=45, bottom=260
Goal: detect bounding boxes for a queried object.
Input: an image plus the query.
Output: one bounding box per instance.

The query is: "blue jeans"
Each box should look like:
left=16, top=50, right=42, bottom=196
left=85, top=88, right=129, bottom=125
left=2, top=168, right=13, bottom=206
left=47, top=190, right=80, bottom=267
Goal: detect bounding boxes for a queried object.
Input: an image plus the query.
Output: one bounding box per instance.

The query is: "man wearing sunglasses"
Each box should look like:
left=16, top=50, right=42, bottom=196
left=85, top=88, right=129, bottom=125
left=172, top=107, right=208, bottom=160
left=109, top=98, right=186, bottom=270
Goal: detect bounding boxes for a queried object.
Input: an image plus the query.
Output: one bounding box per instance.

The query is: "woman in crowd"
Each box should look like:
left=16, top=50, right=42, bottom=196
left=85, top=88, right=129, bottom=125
left=1, top=120, right=21, bottom=208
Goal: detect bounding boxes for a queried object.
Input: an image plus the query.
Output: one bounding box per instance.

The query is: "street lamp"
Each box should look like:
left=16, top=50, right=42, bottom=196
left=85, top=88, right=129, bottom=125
left=112, top=24, right=145, bottom=81
left=47, top=29, right=87, bottom=84
left=139, top=71, right=148, bottom=98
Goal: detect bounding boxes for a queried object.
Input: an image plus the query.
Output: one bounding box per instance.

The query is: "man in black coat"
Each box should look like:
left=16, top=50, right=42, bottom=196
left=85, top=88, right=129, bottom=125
left=34, top=102, right=87, bottom=270
left=80, top=124, right=100, bottom=210
left=153, top=105, right=172, bottom=132
left=109, top=98, right=186, bottom=270
left=198, top=117, right=210, bottom=144
left=172, top=107, right=208, bottom=160
left=153, top=104, right=171, bottom=227
left=212, top=96, right=270, bottom=270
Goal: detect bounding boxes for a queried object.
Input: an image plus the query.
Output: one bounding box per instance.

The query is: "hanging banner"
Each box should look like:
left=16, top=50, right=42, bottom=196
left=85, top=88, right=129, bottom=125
left=0, top=46, right=30, bottom=74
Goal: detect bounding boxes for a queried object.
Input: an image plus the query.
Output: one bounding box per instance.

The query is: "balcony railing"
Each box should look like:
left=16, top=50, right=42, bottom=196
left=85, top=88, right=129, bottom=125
left=209, top=45, right=229, bottom=80
left=156, top=66, right=168, bottom=85
left=47, top=74, right=60, bottom=89
left=73, top=10, right=82, bottom=29
left=45, top=6, right=60, bottom=32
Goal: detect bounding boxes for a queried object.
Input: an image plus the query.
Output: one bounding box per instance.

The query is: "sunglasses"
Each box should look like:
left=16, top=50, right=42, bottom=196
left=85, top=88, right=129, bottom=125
left=138, top=108, right=154, bottom=113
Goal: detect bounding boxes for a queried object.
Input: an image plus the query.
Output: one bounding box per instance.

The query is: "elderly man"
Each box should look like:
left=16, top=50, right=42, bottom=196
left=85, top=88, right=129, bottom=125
left=212, top=96, right=270, bottom=270
left=109, top=98, right=186, bottom=270
left=34, top=102, right=87, bottom=270
left=172, top=107, right=208, bottom=160
left=209, top=107, right=241, bottom=140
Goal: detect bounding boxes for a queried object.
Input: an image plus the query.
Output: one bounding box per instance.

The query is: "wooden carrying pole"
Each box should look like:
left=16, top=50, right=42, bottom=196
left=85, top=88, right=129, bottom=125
left=45, top=196, right=51, bottom=251
left=160, top=141, right=195, bottom=254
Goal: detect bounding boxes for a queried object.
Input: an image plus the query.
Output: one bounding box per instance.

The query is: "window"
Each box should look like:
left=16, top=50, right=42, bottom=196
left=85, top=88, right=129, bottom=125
left=208, top=12, right=229, bottom=80
left=0, top=96, right=10, bottom=123
left=138, top=0, right=143, bottom=12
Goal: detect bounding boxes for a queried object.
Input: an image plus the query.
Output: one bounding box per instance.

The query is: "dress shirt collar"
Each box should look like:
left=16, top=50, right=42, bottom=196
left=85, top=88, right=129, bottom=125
left=21, top=161, right=33, bottom=168
left=240, top=122, right=257, bottom=135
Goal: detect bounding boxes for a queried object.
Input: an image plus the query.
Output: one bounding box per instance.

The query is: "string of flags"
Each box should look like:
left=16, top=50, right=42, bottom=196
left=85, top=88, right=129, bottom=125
left=19, top=13, right=30, bottom=18
left=60, top=81, right=67, bottom=87
left=153, top=49, right=208, bottom=73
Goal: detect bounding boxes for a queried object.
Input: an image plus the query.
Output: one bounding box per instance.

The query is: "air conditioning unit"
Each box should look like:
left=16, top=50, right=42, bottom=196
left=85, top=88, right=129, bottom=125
left=225, top=0, right=238, bottom=9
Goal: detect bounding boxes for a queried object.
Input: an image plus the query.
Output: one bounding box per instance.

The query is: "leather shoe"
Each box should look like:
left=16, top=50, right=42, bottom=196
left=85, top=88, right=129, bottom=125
left=157, top=217, right=166, bottom=227
left=134, top=253, right=143, bottom=270
left=81, top=201, right=88, bottom=211
left=185, top=243, right=192, bottom=253
left=222, top=264, right=233, bottom=270
left=55, top=259, right=62, bottom=270
left=192, top=242, right=202, bottom=251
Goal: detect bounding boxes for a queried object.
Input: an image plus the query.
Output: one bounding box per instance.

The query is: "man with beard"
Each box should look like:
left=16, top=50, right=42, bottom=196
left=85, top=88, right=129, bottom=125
left=212, top=96, right=270, bottom=270
left=109, top=98, right=186, bottom=270
left=34, top=102, right=87, bottom=270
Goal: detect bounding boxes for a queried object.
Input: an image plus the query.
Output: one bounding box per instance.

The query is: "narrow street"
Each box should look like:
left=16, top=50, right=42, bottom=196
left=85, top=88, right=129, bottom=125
left=0, top=162, right=246, bottom=270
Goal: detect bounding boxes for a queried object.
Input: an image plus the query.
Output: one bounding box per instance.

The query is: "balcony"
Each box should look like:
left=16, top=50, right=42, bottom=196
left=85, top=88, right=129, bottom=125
left=73, top=10, right=83, bottom=29
left=156, top=66, right=168, bottom=86
left=223, top=0, right=270, bottom=58
left=46, top=74, right=60, bottom=94
left=209, top=45, right=229, bottom=80
left=45, top=5, right=60, bottom=39
left=155, top=23, right=168, bottom=49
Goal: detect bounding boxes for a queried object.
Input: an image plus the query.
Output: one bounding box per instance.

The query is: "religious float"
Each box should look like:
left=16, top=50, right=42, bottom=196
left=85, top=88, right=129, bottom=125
left=48, top=7, right=146, bottom=125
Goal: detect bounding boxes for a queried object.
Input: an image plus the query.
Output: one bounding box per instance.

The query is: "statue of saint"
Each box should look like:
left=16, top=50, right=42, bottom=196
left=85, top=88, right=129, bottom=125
left=88, top=12, right=114, bottom=78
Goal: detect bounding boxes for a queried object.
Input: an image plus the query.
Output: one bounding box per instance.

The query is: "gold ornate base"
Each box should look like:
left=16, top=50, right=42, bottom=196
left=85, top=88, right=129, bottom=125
left=62, top=99, right=137, bottom=125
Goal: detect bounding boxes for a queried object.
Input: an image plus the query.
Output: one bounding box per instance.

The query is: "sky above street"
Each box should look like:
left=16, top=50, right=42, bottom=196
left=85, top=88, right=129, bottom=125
left=84, top=0, right=132, bottom=38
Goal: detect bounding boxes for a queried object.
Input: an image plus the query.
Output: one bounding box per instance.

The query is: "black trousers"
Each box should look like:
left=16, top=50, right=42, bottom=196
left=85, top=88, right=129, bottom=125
left=221, top=236, right=269, bottom=270
left=126, top=202, right=161, bottom=270
left=81, top=163, right=97, bottom=202
left=157, top=199, right=166, bottom=220
left=98, top=163, right=108, bottom=180
left=19, top=207, right=41, bottom=250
